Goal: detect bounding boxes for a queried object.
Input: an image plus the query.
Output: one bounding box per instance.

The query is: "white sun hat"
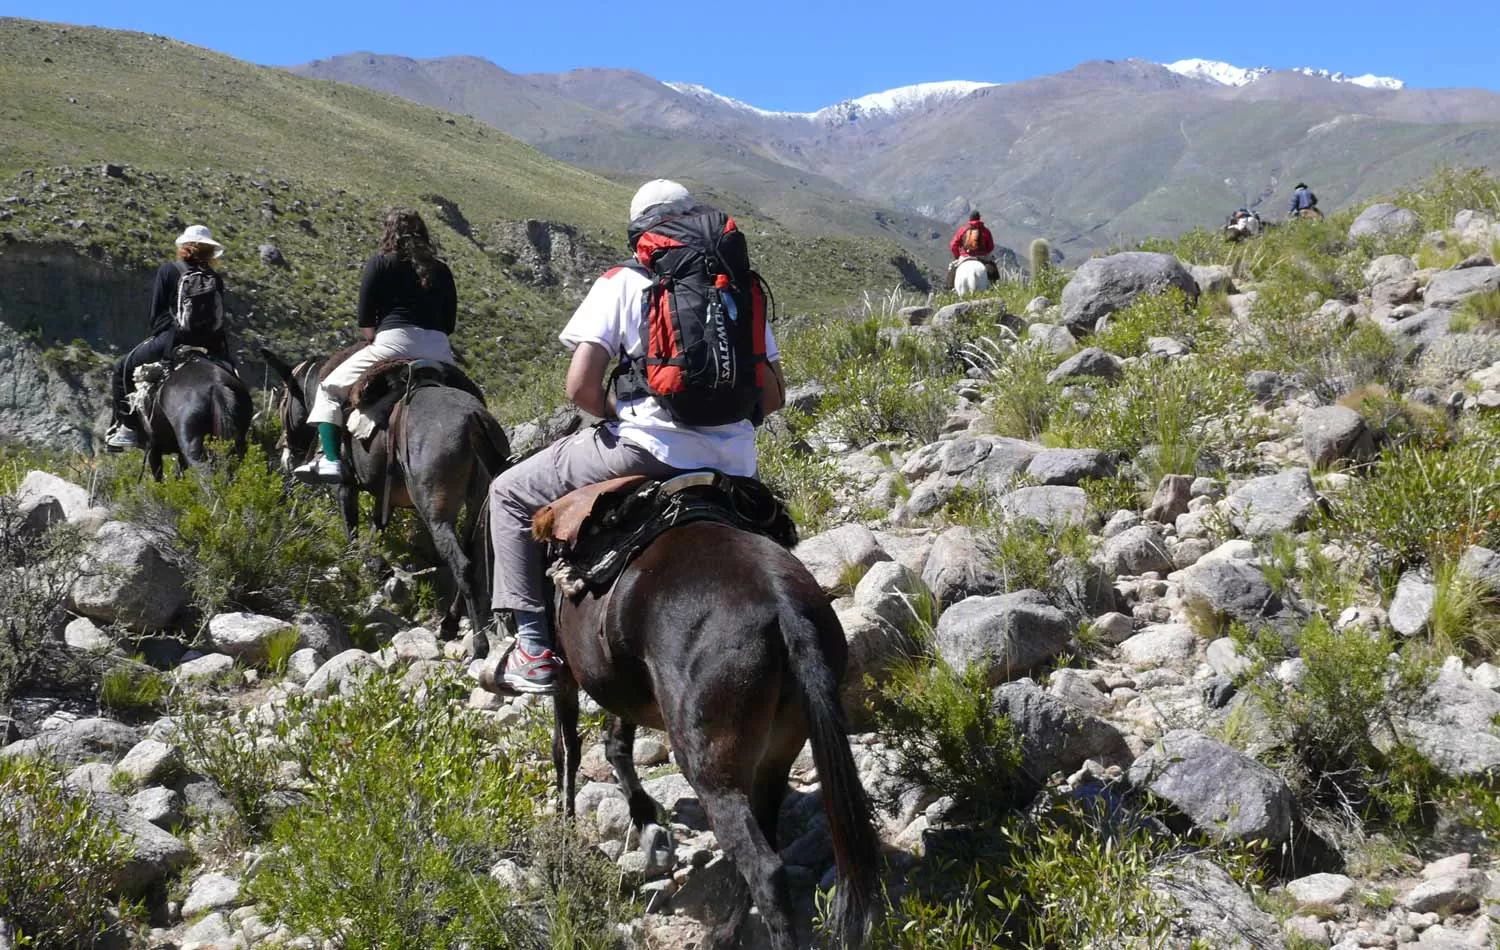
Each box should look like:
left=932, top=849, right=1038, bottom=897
left=173, top=224, right=225, bottom=257
left=629, top=179, right=694, bottom=223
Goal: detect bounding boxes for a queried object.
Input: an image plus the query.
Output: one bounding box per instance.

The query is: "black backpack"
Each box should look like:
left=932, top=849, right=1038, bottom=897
left=615, top=208, right=770, bottom=427
left=174, top=261, right=223, bottom=335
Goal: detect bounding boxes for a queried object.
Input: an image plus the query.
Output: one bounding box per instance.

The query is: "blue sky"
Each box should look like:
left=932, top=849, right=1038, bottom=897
left=9, top=0, right=1498, bottom=108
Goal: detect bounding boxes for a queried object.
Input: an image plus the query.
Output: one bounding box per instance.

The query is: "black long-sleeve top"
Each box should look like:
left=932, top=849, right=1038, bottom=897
left=356, top=252, right=457, bottom=335
left=147, top=261, right=227, bottom=349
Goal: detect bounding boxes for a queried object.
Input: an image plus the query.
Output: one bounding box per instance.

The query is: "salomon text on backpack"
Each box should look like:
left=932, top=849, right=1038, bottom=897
left=616, top=208, right=770, bottom=427
left=174, top=261, right=223, bottom=335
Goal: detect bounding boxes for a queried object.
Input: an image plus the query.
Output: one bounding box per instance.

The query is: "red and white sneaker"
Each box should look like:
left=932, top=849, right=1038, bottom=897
left=502, top=645, right=562, bottom=695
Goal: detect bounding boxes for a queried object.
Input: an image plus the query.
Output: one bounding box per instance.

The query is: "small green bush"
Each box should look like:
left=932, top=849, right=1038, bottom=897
left=262, top=626, right=301, bottom=676
left=120, top=442, right=364, bottom=616
left=175, top=701, right=284, bottom=835
left=0, top=500, right=86, bottom=706
left=1092, top=288, right=1212, bottom=359
left=0, top=757, right=133, bottom=947
left=821, top=352, right=954, bottom=447
left=756, top=412, right=845, bottom=534
left=250, top=669, right=580, bottom=949
left=978, top=341, right=1058, bottom=440
left=98, top=662, right=168, bottom=717
left=1458, top=289, right=1500, bottom=329
left=872, top=659, right=1022, bottom=814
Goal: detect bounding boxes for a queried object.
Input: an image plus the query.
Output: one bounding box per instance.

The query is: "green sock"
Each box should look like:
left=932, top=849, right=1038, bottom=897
left=317, top=423, right=341, bottom=462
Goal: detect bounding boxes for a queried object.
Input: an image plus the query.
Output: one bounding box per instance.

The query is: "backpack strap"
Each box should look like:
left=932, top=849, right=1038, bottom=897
left=610, top=261, right=655, bottom=403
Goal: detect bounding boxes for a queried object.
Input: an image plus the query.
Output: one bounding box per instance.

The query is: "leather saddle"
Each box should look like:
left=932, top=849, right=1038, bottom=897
left=533, top=471, right=799, bottom=598
left=336, top=357, right=487, bottom=441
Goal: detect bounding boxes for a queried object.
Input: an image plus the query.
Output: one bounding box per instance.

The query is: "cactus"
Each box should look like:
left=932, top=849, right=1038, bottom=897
left=1029, top=237, right=1051, bottom=276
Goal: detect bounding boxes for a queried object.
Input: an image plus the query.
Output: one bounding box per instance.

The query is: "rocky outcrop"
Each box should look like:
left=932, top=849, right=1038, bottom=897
left=1060, top=252, right=1198, bottom=331
left=1348, top=203, right=1420, bottom=242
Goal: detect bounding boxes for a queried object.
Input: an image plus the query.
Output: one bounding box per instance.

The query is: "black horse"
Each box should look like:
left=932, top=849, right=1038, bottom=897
left=131, top=354, right=253, bottom=481
left=534, top=520, right=882, bottom=949
left=263, top=349, right=508, bottom=654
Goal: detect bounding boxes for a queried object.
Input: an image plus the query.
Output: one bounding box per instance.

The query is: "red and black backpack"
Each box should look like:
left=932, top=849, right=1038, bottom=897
left=615, top=208, right=771, bottom=427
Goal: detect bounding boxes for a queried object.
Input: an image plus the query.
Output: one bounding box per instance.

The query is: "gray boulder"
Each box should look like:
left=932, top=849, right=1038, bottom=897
left=1060, top=252, right=1199, bottom=331
left=86, top=791, right=193, bottom=895
left=1224, top=468, right=1321, bottom=538
left=1026, top=323, right=1077, bottom=356
left=14, top=470, right=109, bottom=528
left=965, top=438, right=1042, bottom=491
left=1046, top=347, right=1122, bottom=385
left=1, top=717, right=139, bottom=768
left=853, top=561, right=933, bottom=636
left=206, top=612, right=296, bottom=664
left=921, top=526, right=1003, bottom=609
left=999, top=486, right=1095, bottom=529
left=1153, top=856, right=1283, bottom=949
left=1099, top=524, right=1173, bottom=577
left=835, top=606, right=910, bottom=725
left=1377, top=307, right=1451, bottom=354
left=1347, top=203, right=1420, bottom=242
left=1363, top=254, right=1416, bottom=289
left=181, top=872, right=242, bottom=917
left=114, top=738, right=181, bottom=785
left=932, top=591, right=1072, bottom=685
left=69, top=522, right=189, bottom=630
left=173, top=652, right=234, bottom=683
left=1144, top=474, right=1193, bottom=524
left=940, top=435, right=991, bottom=475
left=1025, top=448, right=1113, bottom=486
left=1189, top=264, right=1235, bottom=295
left=258, top=243, right=285, bottom=266
left=1128, top=729, right=1293, bottom=846
left=127, top=786, right=184, bottom=830
left=291, top=611, right=354, bottom=658
left=1457, top=545, right=1500, bottom=591
left=1302, top=405, right=1372, bottom=468
left=991, top=679, right=1132, bottom=790
left=1424, top=265, right=1500, bottom=309
left=303, top=648, right=379, bottom=697
left=63, top=616, right=112, bottom=652
left=1118, top=624, right=1197, bottom=669
left=1176, top=559, right=1282, bottom=625
left=1388, top=572, right=1435, bottom=637
left=1401, top=869, right=1489, bottom=915
left=792, top=524, right=891, bottom=593
left=1395, top=664, right=1500, bottom=779
left=932, top=298, right=1005, bottom=328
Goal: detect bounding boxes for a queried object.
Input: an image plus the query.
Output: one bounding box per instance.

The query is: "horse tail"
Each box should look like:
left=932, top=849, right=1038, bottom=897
left=776, top=594, right=881, bottom=948
left=463, top=408, right=509, bottom=616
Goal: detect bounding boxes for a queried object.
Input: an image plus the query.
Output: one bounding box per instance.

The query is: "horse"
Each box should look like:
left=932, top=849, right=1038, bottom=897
left=133, top=354, right=253, bottom=481
left=953, top=256, right=991, bottom=297
left=527, top=517, right=882, bottom=949
left=262, top=348, right=509, bottom=655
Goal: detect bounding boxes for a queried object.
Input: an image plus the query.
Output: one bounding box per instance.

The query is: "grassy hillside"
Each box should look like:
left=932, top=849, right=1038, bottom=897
left=0, top=19, right=923, bottom=422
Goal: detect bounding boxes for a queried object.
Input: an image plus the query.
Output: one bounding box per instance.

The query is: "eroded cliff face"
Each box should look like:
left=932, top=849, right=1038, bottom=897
left=0, top=242, right=153, bottom=451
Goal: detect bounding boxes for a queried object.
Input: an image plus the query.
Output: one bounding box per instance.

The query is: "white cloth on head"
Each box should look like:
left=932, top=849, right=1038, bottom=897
left=306, top=326, right=454, bottom=426
left=628, top=179, right=694, bottom=224
left=559, top=267, right=778, bottom=477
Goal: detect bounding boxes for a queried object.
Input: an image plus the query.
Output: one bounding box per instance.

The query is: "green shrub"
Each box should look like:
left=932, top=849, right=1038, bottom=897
left=120, top=442, right=364, bottom=616
left=0, top=500, right=86, bottom=707
left=175, top=701, right=284, bottom=835
left=263, top=626, right=302, bottom=677
left=1092, top=288, right=1212, bottom=358
left=0, top=757, right=134, bottom=947
left=250, top=669, right=593, bottom=950
left=1047, top=358, right=1260, bottom=484
left=1428, top=557, right=1500, bottom=660
left=872, top=660, right=1022, bottom=814
left=1328, top=436, right=1500, bottom=573
left=756, top=412, right=845, bottom=534
left=821, top=352, right=953, bottom=447
left=1250, top=615, right=1436, bottom=823
left=1458, top=289, right=1500, bottom=329
left=98, top=662, right=168, bottom=717
left=1336, top=385, right=1454, bottom=451
left=978, top=341, right=1058, bottom=440
left=1392, top=166, right=1500, bottom=235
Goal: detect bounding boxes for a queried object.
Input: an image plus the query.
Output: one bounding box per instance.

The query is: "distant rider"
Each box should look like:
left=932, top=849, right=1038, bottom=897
left=948, top=210, right=999, bottom=285
left=484, top=179, right=786, bottom=694
left=295, top=208, right=458, bottom=483
left=1288, top=183, right=1322, bottom=220
left=106, top=225, right=232, bottom=451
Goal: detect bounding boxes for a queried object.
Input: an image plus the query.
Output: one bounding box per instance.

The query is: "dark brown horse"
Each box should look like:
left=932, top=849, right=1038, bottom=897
left=543, top=520, right=881, bottom=949
left=263, top=349, right=508, bottom=654
left=134, top=354, right=252, bottom=481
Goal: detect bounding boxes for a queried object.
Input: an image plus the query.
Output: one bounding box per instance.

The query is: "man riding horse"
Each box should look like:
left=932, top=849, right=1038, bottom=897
left=486, top=179, right=787, bottom=694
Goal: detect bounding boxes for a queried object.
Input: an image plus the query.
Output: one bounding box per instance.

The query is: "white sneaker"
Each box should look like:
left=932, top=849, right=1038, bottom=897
left=292, top=456, right=343, bottom=484
left=104, top=425, right=138, bottom=451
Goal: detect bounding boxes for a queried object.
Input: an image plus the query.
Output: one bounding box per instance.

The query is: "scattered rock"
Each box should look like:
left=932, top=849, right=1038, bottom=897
left=1423, top=265, right=1500, bottom=309
left=206, top=612, right=296, bottom=664
left=284, top=648, right=322, bottom=685
left=127, top=786, right=183, bottom=830
left=921, top=526, right=1002, bottom=609
left=1046, top=347, right=1122, bottom=385
left=992, top=679, right=1132, bottom=791
left=1224, top=468, right=1321, bottom=539
left=1287, top=872, right=1357, bottom=906
left=0, top=717, right=139, bottom=768
left=1000, top=485, right=1095, bottom=529
left=114, top=738, right=180, bottom=785
left=1025, top=448, right=1113, bottom=486
left=393, top=627, right=442, bottom=662
left=932, top=591, right=1072, bottom=685
left=792, top=524, right=891, bottom=593
left=173, top=652, right=234, bottom=683
left=1099, top=524, right=1173, bottom=577
left=1189, top=264, right=1235, bottom=295
left=69, top=522, right=189, bottom=630
left=1144, top=474, right=1193, bottom=524
left=1388, top=572, right=1436, bottom=637
left=1396, top=664, right=1500, bottom=779
left=181, top=872, right=241, bottom=917
left=1118, top=624, right=1197, bottom=669
left=1302, top=405, right=1372, bottom=468
left=1347, top=203, right=1420, bottom=242
left=302, top=648, right=379, bottom=697
left=940, top=435, right=992, bottom=475
left=1060, top=252, right=1199, bottom=331
left=1401, top=869, right=1488, bottom=914
left=63, top=616, right=112, bottom=652
left=1176, top=558, right=1281, bottom=626
left=1153, top=856, right=1283, bottom=949
left=1129, top=729, right=1293, bottom=846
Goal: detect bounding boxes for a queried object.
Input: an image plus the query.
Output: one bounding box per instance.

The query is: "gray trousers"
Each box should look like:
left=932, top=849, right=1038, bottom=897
left=489, top=424, right=677, bottom=614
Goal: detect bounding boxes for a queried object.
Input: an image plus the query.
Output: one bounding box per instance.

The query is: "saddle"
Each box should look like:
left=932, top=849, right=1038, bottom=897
left=342, top=358, right=487, bottom=441
left=127, top=347, right=235, bottom=415
left=533, top=471, right=799, bottom=598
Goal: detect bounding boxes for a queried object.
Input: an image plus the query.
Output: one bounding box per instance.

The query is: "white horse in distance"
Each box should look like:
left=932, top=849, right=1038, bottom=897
left=953, top=257, right=990, bottom=297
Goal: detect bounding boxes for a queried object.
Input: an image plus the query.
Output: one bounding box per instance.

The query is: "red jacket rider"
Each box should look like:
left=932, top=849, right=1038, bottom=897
left=950, top=212, right=995, bottom=258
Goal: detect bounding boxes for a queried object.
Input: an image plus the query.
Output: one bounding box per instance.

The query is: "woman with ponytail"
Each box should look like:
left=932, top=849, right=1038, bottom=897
left=296, top=207, right=459, bottom=482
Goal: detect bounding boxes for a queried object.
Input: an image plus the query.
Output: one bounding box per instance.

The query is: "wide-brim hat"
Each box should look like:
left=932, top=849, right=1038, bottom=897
left=174, top=224, right=224, bottom=258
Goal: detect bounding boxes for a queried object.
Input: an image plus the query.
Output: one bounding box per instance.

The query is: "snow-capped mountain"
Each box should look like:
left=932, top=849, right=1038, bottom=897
left=664, top=79, right=996, bottom=123
left=1165, top=58, right=1404, bottom=90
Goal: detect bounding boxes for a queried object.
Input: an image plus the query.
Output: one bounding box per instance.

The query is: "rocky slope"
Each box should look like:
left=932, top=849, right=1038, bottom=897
left=3, top=173, right=1499, bottom=948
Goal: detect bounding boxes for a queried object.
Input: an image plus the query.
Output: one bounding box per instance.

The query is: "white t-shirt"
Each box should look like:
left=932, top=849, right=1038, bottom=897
left=559, top=266, right=778, bottom=477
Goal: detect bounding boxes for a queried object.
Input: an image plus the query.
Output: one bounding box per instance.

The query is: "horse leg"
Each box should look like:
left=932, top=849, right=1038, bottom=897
left=147, top=446, right=164, bottom=483
left=338, top=484, right=359, bottom=538
left=695, top=784, right=797, bottom=950
left=606, top=718, right=663, bottom=831
left=552, top=679, right=582, bottom=819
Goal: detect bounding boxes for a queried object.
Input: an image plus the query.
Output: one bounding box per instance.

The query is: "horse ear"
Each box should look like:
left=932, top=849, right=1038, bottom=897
left=260, top=348, right=297, bottom=386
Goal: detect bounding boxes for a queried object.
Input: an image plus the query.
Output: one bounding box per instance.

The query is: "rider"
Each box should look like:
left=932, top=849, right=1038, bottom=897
left=106, top=225, right=232, bottom=451
left=294, top=208, right=458, bottom=483
left=1288, top=183, right=1320, bottom=219
left=486, top=179, right=787, bottom=694
left=949, top=210, right=995, bottom=260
